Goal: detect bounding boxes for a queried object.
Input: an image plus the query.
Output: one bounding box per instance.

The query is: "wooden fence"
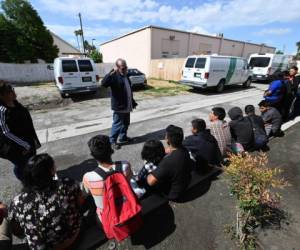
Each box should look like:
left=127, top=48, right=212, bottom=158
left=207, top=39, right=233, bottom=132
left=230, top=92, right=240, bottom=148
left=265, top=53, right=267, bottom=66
left=150, top=58, right=185, bottom=81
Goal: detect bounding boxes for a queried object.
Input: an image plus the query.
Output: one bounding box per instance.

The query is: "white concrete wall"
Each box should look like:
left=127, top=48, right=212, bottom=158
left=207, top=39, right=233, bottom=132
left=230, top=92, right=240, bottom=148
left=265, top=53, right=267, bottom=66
left=0, top=63, right=55, bottom=83
left=0, top=63, right=113, bottom=84
left=100, top=29, right=151, bottom=76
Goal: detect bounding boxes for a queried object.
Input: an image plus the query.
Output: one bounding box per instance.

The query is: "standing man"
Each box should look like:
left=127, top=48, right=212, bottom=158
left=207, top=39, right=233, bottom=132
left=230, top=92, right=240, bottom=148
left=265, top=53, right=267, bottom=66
left=102, top=59, right=137, bottom=150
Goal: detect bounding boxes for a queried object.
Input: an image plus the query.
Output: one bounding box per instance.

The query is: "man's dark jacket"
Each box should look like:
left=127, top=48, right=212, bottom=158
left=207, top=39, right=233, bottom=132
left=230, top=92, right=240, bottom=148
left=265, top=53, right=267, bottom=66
left=291, top=75, right=300, bottom=96
left=228, top=107, right=254, bottom=151
left=101, top=71, right=137, bottom=112
left=183, top=129, right=223, bottom=166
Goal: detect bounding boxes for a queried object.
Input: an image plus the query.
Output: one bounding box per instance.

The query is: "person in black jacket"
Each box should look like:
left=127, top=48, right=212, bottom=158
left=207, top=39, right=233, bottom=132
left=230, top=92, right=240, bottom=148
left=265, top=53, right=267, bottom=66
left=183, top=119, right=222, bottom=167
left=228, top=107, right=254, bottom=151
left=244, top=105, right=268, bottom=149
left=0, top=82, right=40, bottom=180
left=101, top=59, right=137, bottom=150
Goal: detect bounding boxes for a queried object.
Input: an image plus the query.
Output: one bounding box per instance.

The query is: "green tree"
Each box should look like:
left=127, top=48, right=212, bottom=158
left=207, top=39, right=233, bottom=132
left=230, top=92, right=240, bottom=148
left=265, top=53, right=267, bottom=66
left=90, top=50, right=103, bottom=63
left=296, top=41, right=300, bottom=60
left=83, top=40, right=102, bottom=63
left=0, top=0, right=58, bottom=63
left=275, top=50, right=284, bottom=54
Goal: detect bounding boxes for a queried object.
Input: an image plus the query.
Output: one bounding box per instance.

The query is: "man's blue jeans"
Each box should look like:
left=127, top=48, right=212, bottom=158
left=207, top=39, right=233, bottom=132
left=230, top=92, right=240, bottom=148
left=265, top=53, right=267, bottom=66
left=110, top=112, right=130, bottom=143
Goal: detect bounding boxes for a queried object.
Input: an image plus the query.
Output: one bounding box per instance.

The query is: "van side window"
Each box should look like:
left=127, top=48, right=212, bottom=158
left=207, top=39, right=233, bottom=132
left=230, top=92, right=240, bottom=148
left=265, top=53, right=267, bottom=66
left=195, top=58, right=206, bottom=68
left=78, top=60, right=93, bottom=72
left=185, top=58, right=196, bottom=68
left=62, top=60, right=78, bottom=72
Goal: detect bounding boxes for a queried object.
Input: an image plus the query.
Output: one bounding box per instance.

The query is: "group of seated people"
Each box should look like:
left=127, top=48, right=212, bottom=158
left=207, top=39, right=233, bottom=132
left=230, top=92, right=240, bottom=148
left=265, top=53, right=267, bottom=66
left=0, top=101, right=287, bottom=249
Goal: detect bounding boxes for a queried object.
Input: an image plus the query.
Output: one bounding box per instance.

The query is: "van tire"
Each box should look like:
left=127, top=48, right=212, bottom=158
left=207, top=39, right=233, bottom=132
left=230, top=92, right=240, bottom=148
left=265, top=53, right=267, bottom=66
left=216, top=80, right=225, bottom=93
left=60, top=93, right=67, bottom=98
left=243, top=78, right=252, bottom=88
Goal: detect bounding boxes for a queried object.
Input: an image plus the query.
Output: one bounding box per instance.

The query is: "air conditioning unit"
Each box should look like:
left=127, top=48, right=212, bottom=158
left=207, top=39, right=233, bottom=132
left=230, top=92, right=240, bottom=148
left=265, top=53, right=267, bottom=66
left=169, top=35, right=175, bottom=40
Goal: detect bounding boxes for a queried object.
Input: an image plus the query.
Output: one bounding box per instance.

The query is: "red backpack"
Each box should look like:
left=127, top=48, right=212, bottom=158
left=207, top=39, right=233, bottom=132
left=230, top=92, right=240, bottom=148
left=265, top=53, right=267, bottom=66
left=94, top=162, right=143, bottom=241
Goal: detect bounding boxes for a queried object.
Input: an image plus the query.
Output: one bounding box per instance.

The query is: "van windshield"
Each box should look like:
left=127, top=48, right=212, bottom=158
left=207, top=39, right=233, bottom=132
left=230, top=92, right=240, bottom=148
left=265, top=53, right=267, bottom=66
left=185, top=58, right=196, bottom=68
left=62, top=60, right=78, bottom=72
left=249, top=57, right=270, bottom=67
left=195, top=58, right=206, bottom=69
left=78, top=60, right=93, bottom=72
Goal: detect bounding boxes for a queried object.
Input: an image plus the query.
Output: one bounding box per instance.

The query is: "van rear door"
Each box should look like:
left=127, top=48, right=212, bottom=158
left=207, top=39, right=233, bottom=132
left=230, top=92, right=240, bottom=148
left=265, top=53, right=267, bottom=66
left=182, top=57, right=196, bottom=81
left=192, top=57, right=207, bottom=83
left=78, top=59, right=96, bottom=86
left=61, top=59, right=81, bottom=87
left=249, top=56, right=271, bottom=76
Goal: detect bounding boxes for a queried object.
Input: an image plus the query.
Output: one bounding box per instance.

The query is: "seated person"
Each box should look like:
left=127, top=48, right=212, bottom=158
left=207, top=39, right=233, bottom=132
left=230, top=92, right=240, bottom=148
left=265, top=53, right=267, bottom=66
left=8, top=154, right=84, bottom=250
left=245, top=105, right=268, bottom=149
left=228, top=107, right=254, bottom=151
left=208, top=107, right=232, bottom=156
left=147, top=125, right=192, bottom=201
left=137, top=139, right=165, bottom=187
left=183, top=119, right=222, bottom=167
left=263, top=71, right=290, bottom=112
left=258, top=100, right=282, bottom=137
left=82, top=135, right=144, bottom=222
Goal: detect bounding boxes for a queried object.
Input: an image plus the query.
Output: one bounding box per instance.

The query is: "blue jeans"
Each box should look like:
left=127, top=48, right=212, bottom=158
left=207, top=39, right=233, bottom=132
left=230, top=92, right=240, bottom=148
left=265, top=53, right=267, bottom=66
left=110, top=112, right=130, bottom=143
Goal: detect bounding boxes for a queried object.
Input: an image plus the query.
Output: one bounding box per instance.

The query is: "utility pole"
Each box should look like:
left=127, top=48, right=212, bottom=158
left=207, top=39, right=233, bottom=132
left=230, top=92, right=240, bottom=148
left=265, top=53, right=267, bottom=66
left=78, top=13, right=86, bottom=54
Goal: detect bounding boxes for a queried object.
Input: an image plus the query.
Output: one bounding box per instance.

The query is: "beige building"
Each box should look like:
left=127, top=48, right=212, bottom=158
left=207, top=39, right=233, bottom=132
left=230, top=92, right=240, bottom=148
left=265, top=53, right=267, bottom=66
left=100, top=26, right=276, bottom=77
left=51, top=32, right=80, bottom=56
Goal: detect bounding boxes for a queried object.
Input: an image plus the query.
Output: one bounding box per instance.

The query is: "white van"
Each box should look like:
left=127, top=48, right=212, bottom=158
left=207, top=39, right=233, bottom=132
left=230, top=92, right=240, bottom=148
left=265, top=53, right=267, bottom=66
left=54, top=57, right=99, bottom=97
left=180, top=55, right=252, bottom=92
left=248, top=53, right=289, bottom=81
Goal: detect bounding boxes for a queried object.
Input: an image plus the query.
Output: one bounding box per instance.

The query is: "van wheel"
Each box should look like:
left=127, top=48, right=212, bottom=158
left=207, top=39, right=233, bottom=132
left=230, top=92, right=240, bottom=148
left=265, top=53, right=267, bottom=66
left=243, top=78, right=252, bottom=88
left=216, top=80, right=225, bottom=93
left=60, top=93, right=67, bottom=98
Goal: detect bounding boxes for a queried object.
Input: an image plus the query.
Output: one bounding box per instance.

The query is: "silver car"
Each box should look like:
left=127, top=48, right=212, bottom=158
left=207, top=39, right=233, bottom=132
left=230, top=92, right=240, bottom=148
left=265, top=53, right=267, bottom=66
left=127, top=68, right=147, bottom=87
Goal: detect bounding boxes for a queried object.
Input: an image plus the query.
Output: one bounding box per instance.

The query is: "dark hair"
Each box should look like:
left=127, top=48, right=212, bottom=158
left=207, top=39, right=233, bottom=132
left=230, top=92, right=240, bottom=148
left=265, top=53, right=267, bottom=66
left=258, top=100, right=270, bottom=107
left=88, top=135, right=113, bottom=162
left=141, top=140, right=165, bottom=165
left=291, top=66, right=298, bottom=71
left=191, top=119, right=206, bottom=132
left=245, top=105, right=255, bottom=114
left=166, top=125, right=184, bottom=148
left=212, top=107, right=226, bottom=120
left=273, top=70, right=290, bottom=80
left=23, top=154, right=55, bottom=191
left=0, top=82, right=13, bottom=96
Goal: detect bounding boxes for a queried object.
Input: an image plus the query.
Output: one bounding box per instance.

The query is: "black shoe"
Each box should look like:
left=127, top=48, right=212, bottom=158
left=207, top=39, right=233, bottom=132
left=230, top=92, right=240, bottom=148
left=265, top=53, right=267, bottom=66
left=111, top=143, right=121, bottom=150
left=119, top=137, right=134, bottom=144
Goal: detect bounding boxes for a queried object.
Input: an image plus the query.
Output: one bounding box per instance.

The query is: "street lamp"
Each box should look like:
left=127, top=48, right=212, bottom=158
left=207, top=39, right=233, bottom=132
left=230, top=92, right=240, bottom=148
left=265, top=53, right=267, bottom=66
left=92, top=38, right=96, bottom=47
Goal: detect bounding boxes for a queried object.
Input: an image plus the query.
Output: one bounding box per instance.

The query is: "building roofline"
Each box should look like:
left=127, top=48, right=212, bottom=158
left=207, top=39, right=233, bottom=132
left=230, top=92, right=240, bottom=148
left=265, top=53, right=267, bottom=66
left=100, top=25, right=276, bottom=50
left=50, top=31, right=81, bottom=52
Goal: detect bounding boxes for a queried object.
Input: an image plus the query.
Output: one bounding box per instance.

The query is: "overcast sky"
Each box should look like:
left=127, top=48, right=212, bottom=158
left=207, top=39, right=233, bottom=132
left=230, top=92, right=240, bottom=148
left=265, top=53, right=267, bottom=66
left=30, top=0, right=300, bottom=54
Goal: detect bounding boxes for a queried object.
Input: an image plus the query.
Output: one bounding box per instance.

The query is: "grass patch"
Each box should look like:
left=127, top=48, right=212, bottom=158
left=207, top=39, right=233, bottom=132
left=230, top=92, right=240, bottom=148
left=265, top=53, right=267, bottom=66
left=140, top=79, right=191, bottom=97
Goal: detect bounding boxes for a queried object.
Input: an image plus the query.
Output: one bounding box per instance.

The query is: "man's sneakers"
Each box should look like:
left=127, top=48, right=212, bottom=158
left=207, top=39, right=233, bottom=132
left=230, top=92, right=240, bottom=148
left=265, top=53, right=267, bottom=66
left=111, top=143, right=121, bottom=150
left=111, top=137, right=134, bottom=150
left=119, top=137, right=134, bottom=144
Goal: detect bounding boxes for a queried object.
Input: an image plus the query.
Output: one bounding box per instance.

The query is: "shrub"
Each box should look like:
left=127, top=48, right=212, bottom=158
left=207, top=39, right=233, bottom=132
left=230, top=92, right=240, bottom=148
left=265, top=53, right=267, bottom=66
left=225, top=153, right=289, bottom=249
